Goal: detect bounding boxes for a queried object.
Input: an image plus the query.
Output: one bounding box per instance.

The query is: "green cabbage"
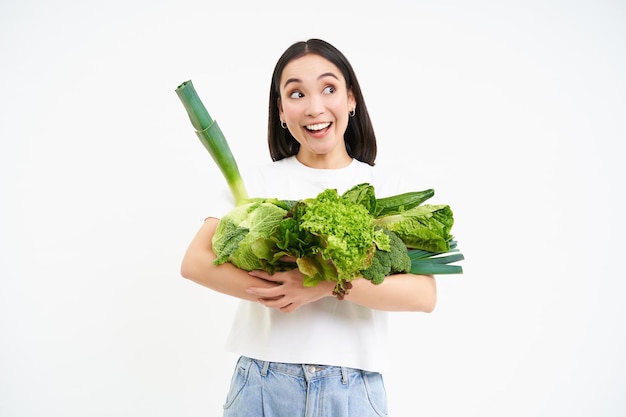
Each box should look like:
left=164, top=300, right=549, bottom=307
left=212, top=200, right=288, bottom=271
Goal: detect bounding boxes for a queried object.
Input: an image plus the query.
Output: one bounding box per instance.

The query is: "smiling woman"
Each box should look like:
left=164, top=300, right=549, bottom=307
left=179, top=38, right=439, bottom=417
left=2, top=1, right=624, bottom=416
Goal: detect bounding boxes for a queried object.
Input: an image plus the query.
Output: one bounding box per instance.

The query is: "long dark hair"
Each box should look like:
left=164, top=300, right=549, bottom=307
left=267, top=39, right=377, bottom=166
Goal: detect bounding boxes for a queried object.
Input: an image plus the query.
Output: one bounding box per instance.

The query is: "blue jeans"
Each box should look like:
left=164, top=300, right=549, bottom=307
left=223, top=356, right=388, bottom=417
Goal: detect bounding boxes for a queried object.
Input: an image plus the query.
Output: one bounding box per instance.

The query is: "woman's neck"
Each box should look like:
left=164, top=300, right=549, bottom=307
left=295, top=151, right=352, bottom=169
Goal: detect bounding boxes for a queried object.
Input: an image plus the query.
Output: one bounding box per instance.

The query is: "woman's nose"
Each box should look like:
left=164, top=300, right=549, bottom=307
left=305, top=95, right=325, bottom=117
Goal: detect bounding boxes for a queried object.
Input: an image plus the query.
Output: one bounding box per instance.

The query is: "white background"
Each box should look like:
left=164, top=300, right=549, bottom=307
left=1, top=1, right=625, bottom=416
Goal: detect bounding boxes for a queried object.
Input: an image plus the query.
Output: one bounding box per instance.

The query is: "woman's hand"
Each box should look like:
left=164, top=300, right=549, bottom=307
left=246, top=267, right=335, bottom=313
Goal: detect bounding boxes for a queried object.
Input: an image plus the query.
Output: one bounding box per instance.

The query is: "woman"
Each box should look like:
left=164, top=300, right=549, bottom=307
left=181, top=38, right=437, bottom=417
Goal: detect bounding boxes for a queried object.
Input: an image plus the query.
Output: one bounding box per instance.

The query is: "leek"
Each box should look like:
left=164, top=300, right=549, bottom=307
left=175, top=80, right=248, bottom=206
left=408, top=240, right=464, bottom=275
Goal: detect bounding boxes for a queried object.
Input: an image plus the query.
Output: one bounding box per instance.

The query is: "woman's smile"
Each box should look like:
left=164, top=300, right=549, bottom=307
left=305, top=122, right=332, bottom=137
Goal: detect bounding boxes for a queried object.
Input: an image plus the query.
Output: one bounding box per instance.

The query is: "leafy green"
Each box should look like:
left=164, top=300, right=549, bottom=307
left=274, top=188, right=388, bottom=292
left=373, top=204, right=454, bottom=252
left=212, top=200, right=288, bottom=271
left=212, top=186, right=463, bottom=294
left=341, top=183, right=378, bottom=215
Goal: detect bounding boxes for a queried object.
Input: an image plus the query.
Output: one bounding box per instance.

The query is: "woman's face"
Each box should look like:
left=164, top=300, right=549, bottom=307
left=278, top=54, right=356, bottom=167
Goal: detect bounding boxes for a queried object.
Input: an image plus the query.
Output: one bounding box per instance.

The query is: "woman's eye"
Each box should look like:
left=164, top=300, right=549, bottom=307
left=323, top=86, right=335, bottom=94
left=289, top=91, right=304, bottom=99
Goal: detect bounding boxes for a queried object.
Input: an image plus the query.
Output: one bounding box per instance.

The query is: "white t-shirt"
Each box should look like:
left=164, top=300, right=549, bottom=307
left=221, top=156, right=402, bottom=374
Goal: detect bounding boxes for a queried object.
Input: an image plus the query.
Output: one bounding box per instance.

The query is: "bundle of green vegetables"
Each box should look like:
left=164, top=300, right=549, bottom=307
left=176, top=80, right=464, bottom=298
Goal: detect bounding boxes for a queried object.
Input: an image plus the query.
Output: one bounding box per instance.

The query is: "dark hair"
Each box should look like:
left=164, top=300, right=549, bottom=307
left=267, top=39, right=377, bottom=166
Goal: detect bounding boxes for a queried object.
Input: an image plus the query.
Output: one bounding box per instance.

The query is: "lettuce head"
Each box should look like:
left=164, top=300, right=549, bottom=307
left=212, top=200, right=288, bottom=271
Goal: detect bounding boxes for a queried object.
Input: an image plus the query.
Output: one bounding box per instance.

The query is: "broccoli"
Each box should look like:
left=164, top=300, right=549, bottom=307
left=361, top=228, right=412, bottom=285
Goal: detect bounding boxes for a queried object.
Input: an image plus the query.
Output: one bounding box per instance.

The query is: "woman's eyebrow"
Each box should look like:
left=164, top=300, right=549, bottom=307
left=283, top=72, right=339, bottom=89
left=318, top=72, right=339, bottom=81
left=283, top=77, right=301, bottom=89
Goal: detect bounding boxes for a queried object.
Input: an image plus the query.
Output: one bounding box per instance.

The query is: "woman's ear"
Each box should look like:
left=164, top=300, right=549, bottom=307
left=277, top=97, right=284, bottom=118
left=348, top=89, right=356, bottom=112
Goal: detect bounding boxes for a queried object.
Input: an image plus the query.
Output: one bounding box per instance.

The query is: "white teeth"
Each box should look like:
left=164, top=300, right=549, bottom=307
left=306, top=122, right=331, bottom=131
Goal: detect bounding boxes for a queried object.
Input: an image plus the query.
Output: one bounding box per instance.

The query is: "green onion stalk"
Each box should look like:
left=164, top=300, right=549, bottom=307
left=175, top=80, right=249, bottom=206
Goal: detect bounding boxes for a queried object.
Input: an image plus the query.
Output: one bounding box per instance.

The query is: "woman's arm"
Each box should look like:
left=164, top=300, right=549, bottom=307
left=343, top=273, right=437, bottom=313
left=183, top=218, right=437, bottom=313
left=180, top=217, right=279, bottom=301
left=247, top=269, right=437, bottom=313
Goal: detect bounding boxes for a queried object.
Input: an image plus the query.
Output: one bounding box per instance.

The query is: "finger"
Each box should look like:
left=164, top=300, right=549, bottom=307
left=258, top=297, right=290, bottom=309
left=248, top=270, right=270, bottom=279
left=280, top=303, right=297, bottom=313
left=258, top=295, right=283, bottom=302
left=247, top=287, right=283, bottom=299
left=256, top=294, right=296, bottom=312
left=248, top=270, right=283, bottom=284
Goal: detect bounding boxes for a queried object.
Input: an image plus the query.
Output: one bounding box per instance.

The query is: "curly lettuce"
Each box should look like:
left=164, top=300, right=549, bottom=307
left=283, top=189, right=389, bottom=289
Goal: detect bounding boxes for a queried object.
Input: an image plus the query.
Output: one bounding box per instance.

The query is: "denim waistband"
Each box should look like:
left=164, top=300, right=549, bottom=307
left=248, top=357, right=361, bottom=384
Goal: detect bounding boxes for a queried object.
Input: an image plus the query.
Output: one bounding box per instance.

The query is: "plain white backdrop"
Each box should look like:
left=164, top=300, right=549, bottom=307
left=1, top=0, right=625, bottom=416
